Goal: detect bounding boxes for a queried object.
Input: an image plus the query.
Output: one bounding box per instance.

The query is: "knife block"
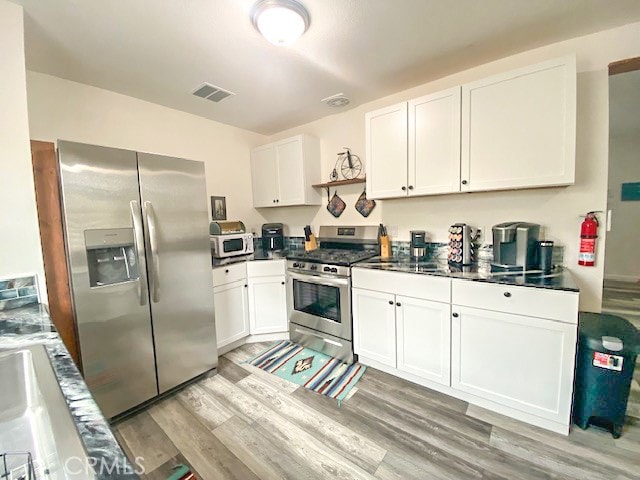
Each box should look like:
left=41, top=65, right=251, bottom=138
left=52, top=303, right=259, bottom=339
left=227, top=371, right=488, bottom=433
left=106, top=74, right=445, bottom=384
left=380, top=235, right=391, bottom=259
left=305, top=235, right=318, bottom=252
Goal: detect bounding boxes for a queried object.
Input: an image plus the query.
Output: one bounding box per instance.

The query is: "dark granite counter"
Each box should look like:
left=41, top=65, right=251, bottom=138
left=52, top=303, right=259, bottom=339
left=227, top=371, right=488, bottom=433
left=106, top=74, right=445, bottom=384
left=212, top=247, right=297, bottom=268
left=354, top=256, right=579, bottom=292
left=0, top=304, right=138, bottom=479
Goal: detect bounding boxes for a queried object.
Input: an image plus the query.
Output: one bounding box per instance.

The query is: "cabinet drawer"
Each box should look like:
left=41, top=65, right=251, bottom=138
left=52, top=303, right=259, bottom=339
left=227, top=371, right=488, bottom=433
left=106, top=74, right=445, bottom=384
left=352, top=268, right=450, bottom=303
left=451, top=280, right=578, bottom=323
left=247, top=259, right=286, bottom=277
left=213, top=263, right=246, bottom=287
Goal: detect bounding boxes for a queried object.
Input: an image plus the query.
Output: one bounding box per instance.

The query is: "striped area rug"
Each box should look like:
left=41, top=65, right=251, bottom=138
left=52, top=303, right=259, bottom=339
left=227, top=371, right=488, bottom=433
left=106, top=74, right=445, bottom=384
left=246, top=341, right=366, bottom=404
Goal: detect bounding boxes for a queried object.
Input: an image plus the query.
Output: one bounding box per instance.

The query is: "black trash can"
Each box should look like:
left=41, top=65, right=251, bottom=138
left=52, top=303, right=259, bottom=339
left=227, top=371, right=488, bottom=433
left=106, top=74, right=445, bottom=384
left=573, top=312, right=640, bottom=438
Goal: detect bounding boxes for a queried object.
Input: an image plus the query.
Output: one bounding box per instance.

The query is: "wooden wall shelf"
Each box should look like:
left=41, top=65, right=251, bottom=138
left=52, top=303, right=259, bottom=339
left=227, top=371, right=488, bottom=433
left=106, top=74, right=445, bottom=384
left=312, top=177, right=366, bottom=188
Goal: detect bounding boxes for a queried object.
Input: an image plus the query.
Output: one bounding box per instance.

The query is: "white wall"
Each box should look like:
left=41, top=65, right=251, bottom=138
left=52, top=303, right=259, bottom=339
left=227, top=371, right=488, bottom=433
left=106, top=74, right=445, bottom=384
left=604, top=131, right=640, bottom=282
left=26, top=72, right=269, bottom=235
left=0, top=1, right=46, bottom=300
left=265, top=22, right=640, bottom=312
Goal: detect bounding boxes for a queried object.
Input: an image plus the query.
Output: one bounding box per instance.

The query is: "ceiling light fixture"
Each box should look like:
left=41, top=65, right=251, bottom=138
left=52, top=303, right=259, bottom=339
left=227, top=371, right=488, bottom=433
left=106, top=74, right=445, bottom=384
left=251, top=0, right=310, bottom=46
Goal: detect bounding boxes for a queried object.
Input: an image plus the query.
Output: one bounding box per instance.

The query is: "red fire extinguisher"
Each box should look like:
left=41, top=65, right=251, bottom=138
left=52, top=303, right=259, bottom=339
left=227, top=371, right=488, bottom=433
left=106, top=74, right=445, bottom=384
left=578, top=212, right=599, bottom=266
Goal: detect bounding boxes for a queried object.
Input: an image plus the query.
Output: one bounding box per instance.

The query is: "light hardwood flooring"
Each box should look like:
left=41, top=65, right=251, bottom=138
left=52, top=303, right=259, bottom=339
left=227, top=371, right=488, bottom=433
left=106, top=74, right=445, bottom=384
left=113, top=342, right=640, bottom=480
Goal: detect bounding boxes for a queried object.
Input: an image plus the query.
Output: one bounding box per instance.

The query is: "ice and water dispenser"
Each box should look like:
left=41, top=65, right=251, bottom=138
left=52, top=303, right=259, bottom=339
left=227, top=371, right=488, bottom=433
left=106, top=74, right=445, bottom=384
left=85, top=229, right=139, bottom=287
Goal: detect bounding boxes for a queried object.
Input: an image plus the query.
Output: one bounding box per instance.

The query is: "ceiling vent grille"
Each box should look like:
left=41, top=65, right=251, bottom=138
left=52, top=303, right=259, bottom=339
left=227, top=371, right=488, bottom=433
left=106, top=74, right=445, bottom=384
left=192, top=83, right=235, bottom=103
left=321, top=93, right=350, bottom=107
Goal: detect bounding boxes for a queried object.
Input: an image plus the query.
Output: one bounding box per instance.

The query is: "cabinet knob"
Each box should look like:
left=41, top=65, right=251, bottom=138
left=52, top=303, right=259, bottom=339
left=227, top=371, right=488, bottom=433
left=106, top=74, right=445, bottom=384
left=504, top=291, right=511, bottom=298
left=396, top=302, right=401, bottom=307
left=276, top=199, right=279, bottom=203
left=408, top=185, right=414, bottom=190
left=388, top=300, right=394, bottom=305
left=244, top=284, right=248, bottom=288
left=452, top=312, right=459, bottom=318
left=461, top=180, right=468, bottom=185
left=225, top=269, right=229, bottom=273
left=281, top=281, right=285, bottom=285
left=401, top=186, right=407, bottom=191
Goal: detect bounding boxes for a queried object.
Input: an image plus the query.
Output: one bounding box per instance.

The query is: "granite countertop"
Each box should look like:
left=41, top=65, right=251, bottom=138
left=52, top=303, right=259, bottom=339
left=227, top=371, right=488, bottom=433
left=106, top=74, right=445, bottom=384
left=0, top=304, right=138, bottom=479
left=212, top=246, right=297, bottom=268
left=354, top=256, right=579, bottom=292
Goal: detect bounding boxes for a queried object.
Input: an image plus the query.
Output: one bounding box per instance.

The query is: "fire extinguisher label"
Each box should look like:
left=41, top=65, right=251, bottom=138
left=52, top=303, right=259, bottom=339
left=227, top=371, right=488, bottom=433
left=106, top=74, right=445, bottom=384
left=579, top=238, right=596, bottom=262
left=593, top=351, right=623, bottom=371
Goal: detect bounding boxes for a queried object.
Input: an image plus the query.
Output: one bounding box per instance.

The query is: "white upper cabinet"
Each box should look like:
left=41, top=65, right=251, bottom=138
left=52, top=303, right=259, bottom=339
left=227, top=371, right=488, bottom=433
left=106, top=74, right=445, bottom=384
left=250, top=144, right=279, bottom=208
left=365, top=56, right=576, bottom=199
left=461, top=56, right=576, bottom=192
left=408, top=87, right=462, bottom=196
left=365, top=102, right=408, bottom=199
left=250, top=134, right=321, bottom=208
left=366, top=88, right=461, bottom=200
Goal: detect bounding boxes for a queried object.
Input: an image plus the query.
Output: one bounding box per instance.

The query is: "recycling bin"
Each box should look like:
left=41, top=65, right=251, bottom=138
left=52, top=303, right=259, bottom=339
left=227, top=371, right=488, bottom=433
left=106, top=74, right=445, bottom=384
left=573, top=312, right=640, bottom=438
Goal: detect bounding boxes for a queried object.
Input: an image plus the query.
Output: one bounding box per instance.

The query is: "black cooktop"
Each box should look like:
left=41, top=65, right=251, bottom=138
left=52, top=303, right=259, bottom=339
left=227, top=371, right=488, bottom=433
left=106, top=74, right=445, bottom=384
left=287, top=248, right=378, bottom=267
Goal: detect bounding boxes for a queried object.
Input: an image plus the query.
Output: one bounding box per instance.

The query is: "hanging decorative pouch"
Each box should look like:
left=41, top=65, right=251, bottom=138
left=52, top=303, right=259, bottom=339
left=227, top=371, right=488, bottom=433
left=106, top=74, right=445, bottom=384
left=355, top=188, right=376, bottom=217
left=327, top=190, right=346, bottom=218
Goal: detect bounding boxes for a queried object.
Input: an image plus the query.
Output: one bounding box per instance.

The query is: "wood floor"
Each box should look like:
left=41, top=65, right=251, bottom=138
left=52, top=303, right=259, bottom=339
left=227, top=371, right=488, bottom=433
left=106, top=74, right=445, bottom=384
left=113, top=342, right=640, bottom=480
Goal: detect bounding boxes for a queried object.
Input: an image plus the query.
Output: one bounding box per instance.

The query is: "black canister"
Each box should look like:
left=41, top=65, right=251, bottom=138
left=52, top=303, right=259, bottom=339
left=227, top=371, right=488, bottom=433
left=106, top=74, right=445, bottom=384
left=538, top=240, right=554, bottom=273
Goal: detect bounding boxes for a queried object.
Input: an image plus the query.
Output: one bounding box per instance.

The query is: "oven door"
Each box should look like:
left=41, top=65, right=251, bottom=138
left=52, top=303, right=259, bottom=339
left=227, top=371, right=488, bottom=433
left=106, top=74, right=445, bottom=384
left=287, top=271, right=351, bottom=341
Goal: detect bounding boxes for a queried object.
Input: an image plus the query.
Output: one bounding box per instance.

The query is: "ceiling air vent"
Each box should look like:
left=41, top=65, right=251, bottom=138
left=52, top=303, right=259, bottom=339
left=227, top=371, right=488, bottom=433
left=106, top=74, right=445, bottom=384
left=321, top=93, right=350, bottom=107
left=192, top=83, right=235, bottom=103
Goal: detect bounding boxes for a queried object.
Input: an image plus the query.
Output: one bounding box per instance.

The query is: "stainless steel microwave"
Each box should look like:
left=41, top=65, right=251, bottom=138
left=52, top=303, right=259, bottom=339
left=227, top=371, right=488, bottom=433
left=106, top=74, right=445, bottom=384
left=210, top=233, right=254, bottom=258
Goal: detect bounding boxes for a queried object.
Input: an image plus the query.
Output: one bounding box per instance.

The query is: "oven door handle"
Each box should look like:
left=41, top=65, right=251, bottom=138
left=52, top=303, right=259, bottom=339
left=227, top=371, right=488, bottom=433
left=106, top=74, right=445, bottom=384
left=287, top=271, right=349, bottom=287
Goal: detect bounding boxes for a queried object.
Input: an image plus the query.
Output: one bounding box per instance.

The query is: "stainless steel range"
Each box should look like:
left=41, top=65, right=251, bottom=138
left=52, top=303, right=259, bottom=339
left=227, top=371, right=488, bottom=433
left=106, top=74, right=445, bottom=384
left=287, top=226, right=379, bottom=363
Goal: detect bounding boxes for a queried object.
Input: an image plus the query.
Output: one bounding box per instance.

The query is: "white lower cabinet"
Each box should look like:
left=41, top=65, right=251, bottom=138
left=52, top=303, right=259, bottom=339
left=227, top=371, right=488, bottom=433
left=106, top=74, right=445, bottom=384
left=451, top=305, right=576, bottom=424
left=213, top=279, right=249, bottom=349
left=213, top=260, right=288, bottom=349
left=248, top=275, right=288, bottom=335
left=352, top=288, right=451, bottom=386
left=396, top=295, right=451, bottom=386
left=352, top=268, right=578, bottom=434
left=352, top=288, right=397, bottom=367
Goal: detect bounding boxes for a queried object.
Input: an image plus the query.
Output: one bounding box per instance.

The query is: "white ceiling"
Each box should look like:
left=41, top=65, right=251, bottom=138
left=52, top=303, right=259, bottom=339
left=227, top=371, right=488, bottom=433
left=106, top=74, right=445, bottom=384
left=14, top=0, right=640, bottom=135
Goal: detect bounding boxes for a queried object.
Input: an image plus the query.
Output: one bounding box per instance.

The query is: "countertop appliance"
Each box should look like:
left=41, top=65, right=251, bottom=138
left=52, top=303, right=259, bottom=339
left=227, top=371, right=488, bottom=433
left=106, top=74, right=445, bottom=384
left=210, top=221, right=254, bottom=258
left=287, top=225, right=379, bottom=363
left=261, top=223, right=284, bottom=252
left=58, top=141, right=217, bottom=419
left=410, top=230, right=428, bottom=260
left=448, top=223, right=476, bottom=266
left=492, top=222, right=540, bottom=271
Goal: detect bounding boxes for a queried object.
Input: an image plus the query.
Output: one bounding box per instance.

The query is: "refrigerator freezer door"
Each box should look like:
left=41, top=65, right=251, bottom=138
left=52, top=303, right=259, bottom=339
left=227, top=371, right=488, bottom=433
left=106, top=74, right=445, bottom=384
left=57, top=141, right=158, bottom=418
left=137, top=153, right=218, bottom=393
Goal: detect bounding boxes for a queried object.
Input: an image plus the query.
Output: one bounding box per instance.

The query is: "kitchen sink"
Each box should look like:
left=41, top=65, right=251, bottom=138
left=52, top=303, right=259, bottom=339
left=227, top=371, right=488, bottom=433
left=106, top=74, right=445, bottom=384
left=0, top=345, right=95, bottom=480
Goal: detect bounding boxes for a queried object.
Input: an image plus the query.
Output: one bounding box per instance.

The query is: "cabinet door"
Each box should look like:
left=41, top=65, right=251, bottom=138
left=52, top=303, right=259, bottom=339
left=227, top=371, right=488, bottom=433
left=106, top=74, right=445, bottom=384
left=461, top=56, right=576, bottom=192
left=365, top=102, right=408, bottom=199
left=275, top=136, right=306, bottom=206
left=408, top=87, right=461, bottom=195
left=250, top=144, right=279, bottom=207
left=352, top=288, right=396, bottom=367
left=213, top=280, right=249, bottom=348
left=248, top=275, right=288, bottom=334
left=451, top=306, right=576, bottom=423
left=396, top=296, right=451, bottom=386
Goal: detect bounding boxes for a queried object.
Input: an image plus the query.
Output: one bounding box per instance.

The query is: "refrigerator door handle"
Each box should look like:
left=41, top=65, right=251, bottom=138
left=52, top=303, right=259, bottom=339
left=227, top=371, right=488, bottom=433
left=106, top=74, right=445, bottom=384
left=144, top=201, right=161, bottom=303
left=130, top=200, right=148, bottom=306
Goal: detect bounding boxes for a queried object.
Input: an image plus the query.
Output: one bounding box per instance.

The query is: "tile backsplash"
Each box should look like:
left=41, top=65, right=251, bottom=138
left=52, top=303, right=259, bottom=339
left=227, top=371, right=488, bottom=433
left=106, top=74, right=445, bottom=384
left=0, top=275, right=39, bottom=310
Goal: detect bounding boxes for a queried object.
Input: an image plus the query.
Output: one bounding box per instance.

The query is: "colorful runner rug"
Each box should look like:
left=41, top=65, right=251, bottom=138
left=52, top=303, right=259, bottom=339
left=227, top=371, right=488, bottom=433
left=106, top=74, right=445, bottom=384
left=246, top=341, right=366, bottom=405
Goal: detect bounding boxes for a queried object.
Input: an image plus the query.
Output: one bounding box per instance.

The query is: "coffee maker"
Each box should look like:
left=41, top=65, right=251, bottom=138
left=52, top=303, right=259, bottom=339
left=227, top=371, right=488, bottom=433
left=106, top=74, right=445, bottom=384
left=261, top=223, right=284, bottom=252
left=492, top=222, right=540, bottom=271
left=410, top=231, right=428, bottom=260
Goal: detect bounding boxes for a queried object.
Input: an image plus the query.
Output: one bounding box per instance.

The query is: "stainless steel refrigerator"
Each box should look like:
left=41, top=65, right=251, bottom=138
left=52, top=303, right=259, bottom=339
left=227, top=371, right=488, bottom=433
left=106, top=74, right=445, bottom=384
left=58, top=140, right=217, bottom=419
